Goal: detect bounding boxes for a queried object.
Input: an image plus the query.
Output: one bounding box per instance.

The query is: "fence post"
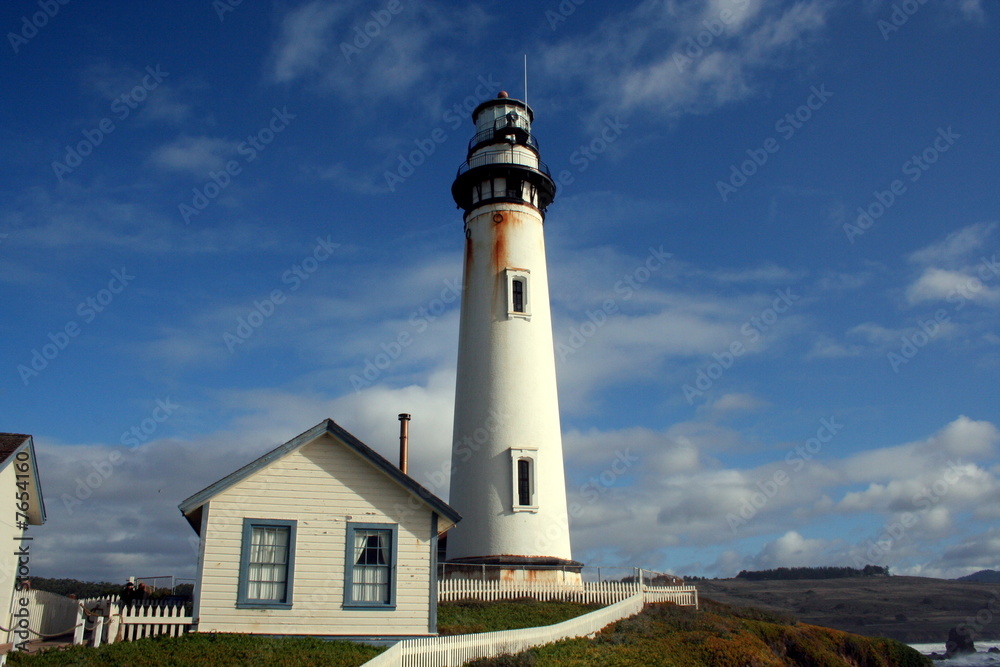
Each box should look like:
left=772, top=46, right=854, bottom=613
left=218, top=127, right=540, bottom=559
left=72, top=605, right=85, bottom=645
left=106, top=611, right=119, bottom=645
left=91, top=617, right=104, bottom=648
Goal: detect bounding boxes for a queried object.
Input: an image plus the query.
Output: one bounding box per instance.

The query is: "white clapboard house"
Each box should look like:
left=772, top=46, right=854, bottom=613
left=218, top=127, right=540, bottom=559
left=0, top=434, right=46, bottom=652
left=178, top=419, right=460, bottom=638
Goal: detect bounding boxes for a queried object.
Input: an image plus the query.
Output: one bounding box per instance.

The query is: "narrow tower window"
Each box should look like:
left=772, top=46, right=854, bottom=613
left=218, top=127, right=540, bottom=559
left=509, top=448, right=537, bottom=511
left=505, top=268, right=530, bottom=319
left=512, top=279, right=525, bottom=313
left=517, top=459, right=531, bottom=506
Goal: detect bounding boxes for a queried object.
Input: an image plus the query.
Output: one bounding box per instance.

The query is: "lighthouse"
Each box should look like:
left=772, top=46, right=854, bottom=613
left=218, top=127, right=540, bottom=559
left=446, top=91, right=581, bottom=581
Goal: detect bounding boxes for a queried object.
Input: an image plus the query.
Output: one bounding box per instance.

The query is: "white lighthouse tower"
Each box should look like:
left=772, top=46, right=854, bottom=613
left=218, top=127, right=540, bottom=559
left=446, top=92, right=580, bottom=581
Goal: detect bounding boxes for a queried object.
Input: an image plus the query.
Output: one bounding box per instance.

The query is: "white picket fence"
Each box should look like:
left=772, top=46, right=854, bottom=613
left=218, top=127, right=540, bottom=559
left=438, top=579, right=698, bottom=607
left=364, top=583, right=698, bottom=667
left=17, top=590, right=192, bottom=648
left=106, top=603, right=192, bottom=643
left=365, top=592, right=644, bottom=667
left=20, top=589, right=81, bottom=638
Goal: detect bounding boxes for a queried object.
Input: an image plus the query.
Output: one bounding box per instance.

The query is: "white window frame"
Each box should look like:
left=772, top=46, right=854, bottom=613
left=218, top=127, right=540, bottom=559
left=509, top=448, right=538, bottom=512
left=505, top=268, right=531, bottom=319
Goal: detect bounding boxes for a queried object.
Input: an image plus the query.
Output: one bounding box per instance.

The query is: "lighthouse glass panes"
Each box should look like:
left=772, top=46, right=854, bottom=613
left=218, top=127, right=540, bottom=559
left=512, top=279, right=525, bottom=313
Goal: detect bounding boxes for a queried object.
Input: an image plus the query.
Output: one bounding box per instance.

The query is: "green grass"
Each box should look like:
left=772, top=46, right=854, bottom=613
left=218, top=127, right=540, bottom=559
left=8, top=632, right=383, bottom=667
left=437, top=598, right=602, bottom=635
left=9, top=598, right=932, bottom=667
left=464, top=599, right=933, bottom=667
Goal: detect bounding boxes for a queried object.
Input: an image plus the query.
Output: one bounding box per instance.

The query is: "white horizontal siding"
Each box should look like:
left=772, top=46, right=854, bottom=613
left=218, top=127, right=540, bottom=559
left=197, top=433, right=436, bottom=636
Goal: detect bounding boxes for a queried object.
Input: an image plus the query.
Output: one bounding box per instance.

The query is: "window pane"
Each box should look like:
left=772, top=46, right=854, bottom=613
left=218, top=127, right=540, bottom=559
left=517, top=459, right=531, bottom=506
left=512, top=279, right=524, bottom=312
left=246, top=525, right=290, bottom=602
left=351, top=528, right=391, bottom=603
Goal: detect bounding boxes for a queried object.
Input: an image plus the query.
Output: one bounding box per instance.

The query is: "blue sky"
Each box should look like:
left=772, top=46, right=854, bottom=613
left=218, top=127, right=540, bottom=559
left=2, top=0, right=998, bottom=584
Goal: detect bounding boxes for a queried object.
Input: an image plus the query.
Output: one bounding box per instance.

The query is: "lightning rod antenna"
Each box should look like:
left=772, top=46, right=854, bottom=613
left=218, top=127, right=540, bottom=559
left=524, top=54, right=528, bottom=110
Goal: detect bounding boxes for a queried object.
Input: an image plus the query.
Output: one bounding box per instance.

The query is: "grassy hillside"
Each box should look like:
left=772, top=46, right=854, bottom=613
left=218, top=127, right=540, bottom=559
left=8, top=633, right=383, bottom=666
left=10, top=597, right=930, bottom=666
left=697, top=576, right=1000, bottom=642
left=438, top=598, right=602, bottom=634
left=470, top=599, right=931, bottom=667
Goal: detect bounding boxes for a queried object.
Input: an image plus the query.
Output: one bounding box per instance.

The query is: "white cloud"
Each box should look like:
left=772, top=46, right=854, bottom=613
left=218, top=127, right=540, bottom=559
left=702, top=0, right=767, bottom=33
left=269, top=2, right=349, bottom=84
left=712, top=264, right=805, bottom=284
left=807, top=334, right=863, bottom=359
left=266, top=1, right=489, bottom=106
left=745, top=0, right=832, bottom=56
left=308, top=162, right=384, bottom=195
left=148, top=136, right=237, bottom=175
left=699, top=392, right=770, bottom=418
left=539, top=0, right=836, bottom=122
left=909, top=222, right=996, bottom=267
left=754, top=531, right=834, bottom=568
left=904, top=223, right=1000, bottom=305
left=949, top=0, right=986, bottom=21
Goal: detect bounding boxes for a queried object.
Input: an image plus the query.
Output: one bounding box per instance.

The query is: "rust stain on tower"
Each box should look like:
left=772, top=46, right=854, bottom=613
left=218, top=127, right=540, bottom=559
left=492, top=215, right=508, bottom=272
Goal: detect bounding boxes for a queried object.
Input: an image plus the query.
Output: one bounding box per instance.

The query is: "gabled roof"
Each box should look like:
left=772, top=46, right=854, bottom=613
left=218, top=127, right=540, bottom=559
left=178, top=419, right=460, bottom=533
left=0, top=433, right=46, bottom=525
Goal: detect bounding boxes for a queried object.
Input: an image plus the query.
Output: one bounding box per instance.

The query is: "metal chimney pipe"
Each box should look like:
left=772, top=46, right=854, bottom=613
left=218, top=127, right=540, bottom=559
left=398, top=413, right=411, bottom=474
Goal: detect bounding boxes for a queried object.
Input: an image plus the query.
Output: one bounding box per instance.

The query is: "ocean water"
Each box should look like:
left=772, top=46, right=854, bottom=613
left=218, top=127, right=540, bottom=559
left=909, top=640, right=1000, bottom=664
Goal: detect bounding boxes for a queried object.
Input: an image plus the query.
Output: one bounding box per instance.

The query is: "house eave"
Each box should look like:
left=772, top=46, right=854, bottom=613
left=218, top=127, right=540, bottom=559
left=177, top=419, right=461, bottom=535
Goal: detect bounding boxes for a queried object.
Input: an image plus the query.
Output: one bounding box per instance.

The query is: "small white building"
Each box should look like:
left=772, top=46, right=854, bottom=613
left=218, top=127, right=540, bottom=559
left=178, top=419, right=460, bottom=638
left=0, top=434, right=46, bottom=651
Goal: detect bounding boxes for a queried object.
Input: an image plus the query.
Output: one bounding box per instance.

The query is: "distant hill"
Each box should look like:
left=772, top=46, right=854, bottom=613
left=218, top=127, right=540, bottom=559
left=29, top=577, right=120, bottom=598
left=697, top=575, right=1000, bottom=643
left=735, top=565, right=889, bottom=581
left=955, top=569, right=1000, bottom=583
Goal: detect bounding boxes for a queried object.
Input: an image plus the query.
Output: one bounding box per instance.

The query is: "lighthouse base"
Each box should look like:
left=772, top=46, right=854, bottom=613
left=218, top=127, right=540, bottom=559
left=442, top=555, right=584, bottom=584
